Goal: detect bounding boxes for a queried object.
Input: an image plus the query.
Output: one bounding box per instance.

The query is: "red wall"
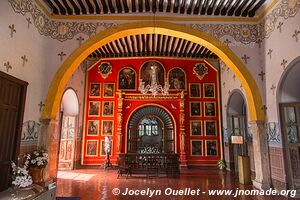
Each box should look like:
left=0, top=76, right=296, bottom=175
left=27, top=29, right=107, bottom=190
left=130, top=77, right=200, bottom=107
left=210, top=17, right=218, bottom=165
left=82, top=58, right=221, bottom=166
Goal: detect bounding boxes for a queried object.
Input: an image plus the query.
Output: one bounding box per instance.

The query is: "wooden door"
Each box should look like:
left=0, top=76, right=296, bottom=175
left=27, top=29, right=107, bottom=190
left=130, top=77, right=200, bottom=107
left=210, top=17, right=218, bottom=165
left=58, top=116, right=76, bottom=170
left=280, top=104, right=300, bottom=192
left=0, top=71, right=27, bottom=191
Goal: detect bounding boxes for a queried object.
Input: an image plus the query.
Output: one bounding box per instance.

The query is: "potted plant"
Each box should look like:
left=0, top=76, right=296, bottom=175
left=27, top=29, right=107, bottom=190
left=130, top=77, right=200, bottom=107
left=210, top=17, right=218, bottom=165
left=11, top=161, right=33, bottom=188
left=217, top=159, right=227, bottom=171
left=25, top=149, right=48, bottom=184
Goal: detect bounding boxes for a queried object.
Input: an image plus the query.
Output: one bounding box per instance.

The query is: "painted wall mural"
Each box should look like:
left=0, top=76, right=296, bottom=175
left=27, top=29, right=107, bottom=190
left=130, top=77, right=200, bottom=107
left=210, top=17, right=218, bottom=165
left=21, top=120, right=40, bottom=144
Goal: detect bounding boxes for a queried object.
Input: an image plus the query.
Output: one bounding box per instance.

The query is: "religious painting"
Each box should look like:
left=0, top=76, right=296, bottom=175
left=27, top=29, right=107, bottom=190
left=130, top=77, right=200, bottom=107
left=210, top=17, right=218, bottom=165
left=140, top=60, right=165, bottom=88
left=190, top=120, right=202, bottom=136
left=100, top=140, right=113, bottom=156
left=190, top=102, right=201, bottom=117
left=86, top=140, right=98, bottom=156
left=205, top=120, right=217, bottom=136
left=204, top=102, right=216, bottom=117
left=102, top=101, right=114, bottom=116
left=206, top=140, right=218, bottom=156
left=101, top=120, right=114, bottom=136
left=103, top=83, right=115, bottom=98
left=88, top=101, right=100, bottom=116
left=191, top=140, right=203, bottom=156
left=204, top=83, right=215, bottom=98
left=189, top=83, right=201, bottom=98
left=87, top=120, right=99, bottom=136
left=168, top=67, right=186, bottom=90
left=89, top=82, right=101, bottom=98
left=118, top=67, right=136, bottom=90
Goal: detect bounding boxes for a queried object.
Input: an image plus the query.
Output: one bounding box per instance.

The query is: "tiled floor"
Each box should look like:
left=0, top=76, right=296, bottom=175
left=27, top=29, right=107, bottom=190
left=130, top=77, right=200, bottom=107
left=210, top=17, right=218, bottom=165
left=56, top=168, right=298, bottom=200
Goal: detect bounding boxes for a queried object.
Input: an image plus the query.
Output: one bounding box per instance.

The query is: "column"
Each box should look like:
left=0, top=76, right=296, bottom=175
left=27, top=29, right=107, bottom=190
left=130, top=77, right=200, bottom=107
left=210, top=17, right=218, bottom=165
left=39, top=118, right=60, bottom=181
left=249, top=120, right=271, bottom=190
left=116, top=91, right=124, bottom=156
left=179, top=92, right=187, bottom=167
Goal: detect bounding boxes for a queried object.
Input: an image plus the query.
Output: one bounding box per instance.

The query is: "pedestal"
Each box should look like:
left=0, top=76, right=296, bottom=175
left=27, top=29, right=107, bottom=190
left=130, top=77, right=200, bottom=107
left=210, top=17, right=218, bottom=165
left=238, top=155, right=251, bottom=184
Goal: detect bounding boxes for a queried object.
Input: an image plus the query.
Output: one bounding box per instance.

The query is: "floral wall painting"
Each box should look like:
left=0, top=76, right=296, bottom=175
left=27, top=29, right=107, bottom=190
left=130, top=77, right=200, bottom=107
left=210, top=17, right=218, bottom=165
left=118, top=67, right=136, bottom=90
left=168, top=67, right=186, bottom=90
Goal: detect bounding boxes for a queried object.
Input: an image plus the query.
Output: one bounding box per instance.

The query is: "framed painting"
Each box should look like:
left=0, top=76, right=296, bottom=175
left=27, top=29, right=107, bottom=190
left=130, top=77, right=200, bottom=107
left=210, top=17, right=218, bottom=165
left=190, top=140, right=203, bottom=156
left=190, top=120, right=202, bottom=136
left=168, top=67, right=186, bottom=90
left=118, top=67, right=136, bottom=90
left=86, top=140, right=98, bottom=156
left=102, top=101, right=114, bottom=116
left=103, top=83, right=115, bottom=98
left=189, top=83, right=201, bottom=98
left=88, top=101, right=100, bottom=116
left=101, top=120, right=114, bottom=136
left=140, top=60, right=165, bottom=87
left=204, top=102, right=216, bottom=117
left=87, top=120, right=99, bottom=136
left=206, top=140, right=218, bottom=156
left=203, top=83, right=215, bottom=98
left=100, top=140, right=113, bottom=156
left=205, top=120, right=217, bottom=136
left=89, top=82, right=101, bottom=98
left=190, top=102, right=201, bottom=117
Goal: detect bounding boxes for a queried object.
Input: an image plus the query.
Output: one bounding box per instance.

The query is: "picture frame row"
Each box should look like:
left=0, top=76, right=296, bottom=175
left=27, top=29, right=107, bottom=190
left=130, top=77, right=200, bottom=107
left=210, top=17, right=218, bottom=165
left=190, top=120, right=218, bottom=136
left=86, top=140, right=113, bottom=156
left=190, top=140, right=218, bottom=156
left=88, top=101, right=114, bottom=117
left=190, top=102, right=217, bottom=117
left=89, top=82, right=115, bottom=98
left=87, top=120, right=114, bottom=136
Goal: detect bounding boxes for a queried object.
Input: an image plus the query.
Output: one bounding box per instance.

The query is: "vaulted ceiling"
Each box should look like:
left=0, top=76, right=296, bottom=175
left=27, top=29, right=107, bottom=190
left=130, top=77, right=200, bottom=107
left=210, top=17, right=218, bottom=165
left=88, top=34, right=218, bottom=59
left=43, top=0, right=266, bottom=18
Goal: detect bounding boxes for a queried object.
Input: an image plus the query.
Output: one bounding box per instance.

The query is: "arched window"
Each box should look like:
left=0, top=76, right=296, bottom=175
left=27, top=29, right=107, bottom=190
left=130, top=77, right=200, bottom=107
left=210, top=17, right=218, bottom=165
left=138, top=117, right=159, bottom=136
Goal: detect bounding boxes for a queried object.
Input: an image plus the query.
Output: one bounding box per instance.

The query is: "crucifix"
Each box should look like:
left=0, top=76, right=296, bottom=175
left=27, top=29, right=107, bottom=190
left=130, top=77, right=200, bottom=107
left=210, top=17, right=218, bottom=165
left=281, top=59, right=288, bottom=70
left=21, top=55, right=28, bottom=67
left=223, top=39, right=231, bottom=46
left=9, top=24, right=16, bottom=38
left=58, top=51, right=66, bottom=61
left=270, top=84, right=276, bottom=95
left=267, top=49, right=273, bottom=59
left=258, top=70, right=265, bottom=81
left=241, top=54, right=250, bottom=64
left=26, top=18, right=32, bottom=29
left=38, top=101, right=45, bottom=112
left=277, top=22, right=283, bottom=33
left=261, top=105, right=268, bottom=114
left=76, top=36, right=84, bottom=46
left=292, top=30, right=300, bottom=42
left=4, top=61, right=12, bottom=72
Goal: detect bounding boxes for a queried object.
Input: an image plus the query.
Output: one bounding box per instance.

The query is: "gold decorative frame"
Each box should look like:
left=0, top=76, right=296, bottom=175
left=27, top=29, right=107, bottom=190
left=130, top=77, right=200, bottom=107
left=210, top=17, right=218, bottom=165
left=167, top=67, right=187, bottom=91
left=189, top=83, right=201, bottom=98
left=205, top=140, right=218, bottom=156
left=86, top=140, right=99, bottom=156
left=100, top=140, right=113, bottom=156
left=118, top=66, right=137, bottom=91
left=103, top=83, right=115, bottom=98
left=89, top=82, right=101, bottom=98
left=204, top=120, right=217, bottom=136
left=204, top=102, right=216, bottom=117
left=88, top=101, right=100, bottom=117
left=98, top=62, right=112, bottom=79
left=190, top=120, right=202, bottom=136
left=101, top=120, right=114, bottom=136
left=102, top=101, right=114, bottom=116
left=190, top=140, right=203, bottom=156
left=189, top=101, right=202, bottom=117
left=203, top=83, right=215, bottom=98
left=87, top=120, right=99, bottom=136
left=193, top=63, right=208, bottom=80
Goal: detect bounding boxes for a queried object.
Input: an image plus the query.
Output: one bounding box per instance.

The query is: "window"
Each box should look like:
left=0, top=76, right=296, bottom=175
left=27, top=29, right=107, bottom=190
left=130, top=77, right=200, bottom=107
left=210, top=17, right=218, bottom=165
left=138, top=117, right=159, bottom=136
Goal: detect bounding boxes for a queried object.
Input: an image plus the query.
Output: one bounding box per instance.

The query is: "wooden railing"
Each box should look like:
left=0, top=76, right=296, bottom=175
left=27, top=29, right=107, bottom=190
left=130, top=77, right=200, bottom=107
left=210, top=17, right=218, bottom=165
left=117, top=153, right=179, bottom=178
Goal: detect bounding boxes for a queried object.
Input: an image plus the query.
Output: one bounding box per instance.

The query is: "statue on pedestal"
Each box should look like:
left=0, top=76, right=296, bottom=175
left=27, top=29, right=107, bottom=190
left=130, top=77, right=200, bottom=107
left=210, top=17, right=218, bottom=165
left=104, top=136, right=112, bottom=169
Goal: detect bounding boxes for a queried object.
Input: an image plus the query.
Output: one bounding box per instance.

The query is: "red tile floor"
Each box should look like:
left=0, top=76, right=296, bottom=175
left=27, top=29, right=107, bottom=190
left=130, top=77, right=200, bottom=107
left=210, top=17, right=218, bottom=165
left=56, top=168, right=298, bottom=200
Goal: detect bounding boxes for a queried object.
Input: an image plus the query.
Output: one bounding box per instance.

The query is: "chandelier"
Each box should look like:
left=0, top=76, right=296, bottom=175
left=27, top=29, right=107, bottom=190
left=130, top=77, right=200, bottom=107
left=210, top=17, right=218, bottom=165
left=139, top=64, right=170, bottom=96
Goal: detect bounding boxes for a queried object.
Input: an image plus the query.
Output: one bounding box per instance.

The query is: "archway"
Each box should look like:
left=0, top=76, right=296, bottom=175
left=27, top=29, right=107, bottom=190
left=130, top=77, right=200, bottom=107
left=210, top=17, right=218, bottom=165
left=277, top=56, right=300, bottom=193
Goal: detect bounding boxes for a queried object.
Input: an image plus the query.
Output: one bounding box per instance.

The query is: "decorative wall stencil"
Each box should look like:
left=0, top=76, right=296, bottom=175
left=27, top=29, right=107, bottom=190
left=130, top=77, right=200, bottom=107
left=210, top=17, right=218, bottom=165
left=241, top=54, right=250, bottom=64
left=76, top=36, right=85, bottom=46
left=38, top=101, right=45, bottom=112
left=21, top=120, right=40, bottom=144
left=281, top=59, right=288, bottom=70
left=58, top=51, right=66, bottom=61
left=21, top=55, right=28, bottom=67
left=258, top=69, right=265, bottom=81
left=4, top=61, right=12, bottom=72
left=261, top=105, right=268, bottom=114
left=8, top=24, right=16, bottom=38
left=26, top=17, right=32, bottom=29
left=292, top=29, right=300, bottom=42
left=277, top=22, right=284, bottom=33
left=193, top=63, right=208, bottom=80
left=270, top=84, right=276, bottom=95
left=267, top=49, right=273, bottom=59
left=223, top=39, right=232, bottom=46
left=247, top=126, right=253, bottom=144
left=232, top=74, right=236, bottom=81
left=267, top=122, right=280, bottom=143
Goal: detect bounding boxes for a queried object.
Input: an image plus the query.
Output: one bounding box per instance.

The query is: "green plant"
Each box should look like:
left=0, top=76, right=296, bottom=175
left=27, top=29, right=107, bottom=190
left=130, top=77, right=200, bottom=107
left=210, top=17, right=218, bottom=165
left=217, top=159, right=227, bottom=170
